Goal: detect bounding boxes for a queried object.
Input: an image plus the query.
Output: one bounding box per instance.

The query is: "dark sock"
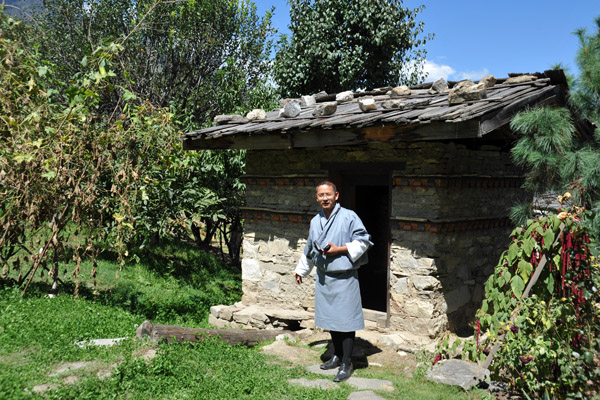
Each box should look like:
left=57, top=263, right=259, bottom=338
left=330, top=331, right=344, bottom=358
left=341, top=331, right=355, bottom=365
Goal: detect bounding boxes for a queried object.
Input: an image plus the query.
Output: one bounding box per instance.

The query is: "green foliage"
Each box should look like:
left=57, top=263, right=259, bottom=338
left=34, top=0, right=279, bottom=130
left=571, top=17, right=600, bottom=125
left=0, top=3, right=272, bottom=284
left=0, top=9, right=181, bottom=290
left=510, top=16, right=600, bottom=238
left=442, top=208, right=600, bottom=398
left=274, top=0, right=432, bottom=97
left=24, top=0, right=280, bottom=268
left=510, top=107, right=575, bottom=193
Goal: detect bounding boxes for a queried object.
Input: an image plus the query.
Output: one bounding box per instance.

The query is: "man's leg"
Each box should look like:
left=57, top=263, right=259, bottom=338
left=320, top=331, right=342, bottom=370
left=333, top=331, right=355, bottom=382
left=341, top=331, right=355, bottom=365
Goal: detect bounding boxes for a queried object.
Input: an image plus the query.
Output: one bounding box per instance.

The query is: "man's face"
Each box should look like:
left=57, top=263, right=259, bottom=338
left=316, top=184, right=339, bottom=212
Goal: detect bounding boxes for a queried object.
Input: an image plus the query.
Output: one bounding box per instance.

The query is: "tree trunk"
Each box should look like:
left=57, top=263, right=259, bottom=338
left=135, top=321, right=295, bottom=347
left=227, top=215, right=243, bottom=269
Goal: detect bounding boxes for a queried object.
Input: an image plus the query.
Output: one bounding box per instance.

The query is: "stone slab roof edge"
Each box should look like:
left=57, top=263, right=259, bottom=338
left=182, top=70, right=571, bottom=150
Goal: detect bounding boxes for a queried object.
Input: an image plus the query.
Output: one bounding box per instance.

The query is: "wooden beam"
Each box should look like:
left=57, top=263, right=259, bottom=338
left=135, top=320, right=295, bottom=347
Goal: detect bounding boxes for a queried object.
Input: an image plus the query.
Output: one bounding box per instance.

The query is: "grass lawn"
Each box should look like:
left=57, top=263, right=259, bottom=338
left=0, top=241, right=491, bottom=399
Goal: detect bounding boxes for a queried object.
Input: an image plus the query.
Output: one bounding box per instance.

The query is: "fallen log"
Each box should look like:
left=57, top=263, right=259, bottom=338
left=135, top=320, right=295, bottom=347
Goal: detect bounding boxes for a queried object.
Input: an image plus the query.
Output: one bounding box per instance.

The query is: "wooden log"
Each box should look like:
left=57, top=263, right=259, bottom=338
left=135, top=321, right=295, bottom=347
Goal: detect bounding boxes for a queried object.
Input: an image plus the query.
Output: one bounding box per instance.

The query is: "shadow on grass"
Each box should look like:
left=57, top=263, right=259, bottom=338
left=2, top=240, right=242, bottom=325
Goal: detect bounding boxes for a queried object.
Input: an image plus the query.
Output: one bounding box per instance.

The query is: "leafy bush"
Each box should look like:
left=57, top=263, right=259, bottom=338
left=440, top=199, right=599, bottom=398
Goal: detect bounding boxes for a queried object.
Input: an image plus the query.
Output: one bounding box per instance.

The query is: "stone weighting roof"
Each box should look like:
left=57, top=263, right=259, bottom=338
left=182, top=70, right=570, bottom=151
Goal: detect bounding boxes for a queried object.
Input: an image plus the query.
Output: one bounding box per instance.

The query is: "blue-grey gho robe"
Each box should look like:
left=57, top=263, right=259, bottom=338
left=295, top=203, right=373, bottom=332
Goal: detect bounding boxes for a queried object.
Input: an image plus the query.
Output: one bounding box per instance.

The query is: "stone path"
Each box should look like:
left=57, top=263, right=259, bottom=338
left=287, top=363, right=395, bottom=399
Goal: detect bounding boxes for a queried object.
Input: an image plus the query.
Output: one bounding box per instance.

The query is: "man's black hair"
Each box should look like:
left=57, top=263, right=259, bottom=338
left=316, top=180, right=337, bottom=193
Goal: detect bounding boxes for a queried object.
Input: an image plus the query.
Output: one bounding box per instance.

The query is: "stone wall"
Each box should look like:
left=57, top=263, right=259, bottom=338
left=227, top=140, right=526, bottom=337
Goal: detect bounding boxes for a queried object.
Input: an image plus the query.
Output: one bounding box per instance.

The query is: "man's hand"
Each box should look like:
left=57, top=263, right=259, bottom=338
left=323, top=243, right=347, bottom=257
left=295, top=273, right=302, bottom=284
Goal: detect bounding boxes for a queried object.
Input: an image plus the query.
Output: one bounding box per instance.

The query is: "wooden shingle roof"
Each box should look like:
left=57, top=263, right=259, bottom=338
left=182, top=70, right=568, bottom=150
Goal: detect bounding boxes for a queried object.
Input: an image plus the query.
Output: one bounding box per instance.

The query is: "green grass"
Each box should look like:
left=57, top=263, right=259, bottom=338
left=0, top=241, right=490, bottom=399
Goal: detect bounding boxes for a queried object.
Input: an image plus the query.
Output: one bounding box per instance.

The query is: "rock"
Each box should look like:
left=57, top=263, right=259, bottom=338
left=336, top=90, right=354, bottom=103
left=210, top=304, right=233, bottom=320
left=444, top=286, right=471, bottom=313
left=288, top=378, right=338, bottom=390
left=411, top=276, right=440, bottom=291
left=313, top=91, right=329, bottom=102
left=279, top=98, right=293, bottom=107
left=404, top=298, right=434, bottom=318
left=346, top=377, right=394, bottom=391
left=276, top=333, right=296, bottom=342
left=300, top=95, right=316, bottom=107
left=381, top=99, right=404, bottom=109
left=392, top=277, right=410, bottom=295
left=241, top=258, right=261, bottom=281
left=453, top=80, right=474, bottom=90
left=74, top=337, right=128, bottom=348
left=306, top=364, right=338, bottom=376
left=426, top=359, right=490, bottom=390
left=213, top=114, right=245, bottom=125
left=348, top=390, right=388, bottom=400
left=358, top=96, right=377, bottom=112
left=378, top=333, right=404, bottom=350
left=313, top=101, right=337, bottom=117
left=279, top=100, right=301, bottom=118
left=504, top=74, right=537, bottom=84
left=479, top=74, right=497, bottom=88
left=448, top=82, right=487, bottom=105
left=246, top=109, right=266, bottom=121
left=30, top=384, right=59, bottom=394
left=265, top=308, right=313, bottom=321
left=428, top=78, right=448, bottom=94
left=391, top=85, right=411, bottom=97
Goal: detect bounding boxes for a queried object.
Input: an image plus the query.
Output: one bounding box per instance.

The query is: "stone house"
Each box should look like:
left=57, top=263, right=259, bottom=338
left=182, top=70, right=573, bottom=338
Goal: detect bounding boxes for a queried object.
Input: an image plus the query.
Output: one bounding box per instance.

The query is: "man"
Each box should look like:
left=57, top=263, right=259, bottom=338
left=294, top=181, right=372, bottom=382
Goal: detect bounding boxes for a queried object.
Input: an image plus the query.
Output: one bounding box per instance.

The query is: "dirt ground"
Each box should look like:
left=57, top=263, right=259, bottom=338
left=260, top=329, right=420, bottom=377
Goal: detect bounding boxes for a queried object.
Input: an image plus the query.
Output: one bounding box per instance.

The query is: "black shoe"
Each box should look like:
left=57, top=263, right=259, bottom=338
left=333, top=362, right=353, bottom=382
left=320, top=355, right=341, bottom=370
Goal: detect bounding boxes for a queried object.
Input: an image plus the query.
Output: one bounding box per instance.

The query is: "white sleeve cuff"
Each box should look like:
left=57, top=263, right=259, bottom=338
left=346, top=240, right=369, bottom=262
left=294, top=254, right=313, bottom=277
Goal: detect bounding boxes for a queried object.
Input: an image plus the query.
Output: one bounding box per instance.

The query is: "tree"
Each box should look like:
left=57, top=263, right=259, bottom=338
left=33, top=0, right=278, bottom=129
left=509, top=17, right=600, bottom=237
left=19, top=0, right=280, bottom=266
left=0, top=10, right=180, bottom=294
left=274, top=0, right=432, bottom=97
left=570, top=17, right=600, bottom=125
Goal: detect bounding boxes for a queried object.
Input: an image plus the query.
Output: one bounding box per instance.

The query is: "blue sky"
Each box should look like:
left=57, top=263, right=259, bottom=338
left=255, top=0, right=599, bottom=83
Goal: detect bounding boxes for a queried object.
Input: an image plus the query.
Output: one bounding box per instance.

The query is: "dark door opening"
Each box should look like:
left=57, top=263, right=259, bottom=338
left=354, top=185, right=390, bottom=312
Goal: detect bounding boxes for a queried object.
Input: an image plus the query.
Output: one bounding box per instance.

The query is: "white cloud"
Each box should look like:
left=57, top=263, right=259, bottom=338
left=455, top=68, right=490, bottom=81
left=423, top=60, right=455, bottom=82
left=403, top=60, right=491, bottom=84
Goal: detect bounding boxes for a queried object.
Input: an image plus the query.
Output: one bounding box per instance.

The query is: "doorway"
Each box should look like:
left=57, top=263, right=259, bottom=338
left=354, top=184, right=389, bottom=312
left=332, top=170, right=390, bottom=314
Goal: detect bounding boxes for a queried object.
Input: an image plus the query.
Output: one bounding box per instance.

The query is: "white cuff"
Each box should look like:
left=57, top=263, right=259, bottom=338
left=294, top=254, right=313, bottom=277
left=346, top=240, right=369, bottom=262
